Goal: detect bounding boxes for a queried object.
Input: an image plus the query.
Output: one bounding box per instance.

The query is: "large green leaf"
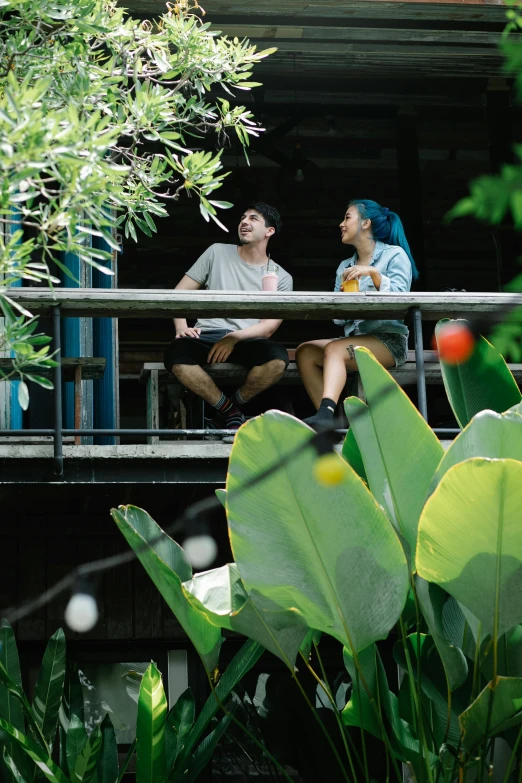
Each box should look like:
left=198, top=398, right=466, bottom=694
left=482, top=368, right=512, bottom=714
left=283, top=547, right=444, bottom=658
left=435, top=319, right=521, bottom=427
left=165, top=689, right=194, bottom=771
left=344, top=347, right=443, bottom=554
left=175, top=640, right=264, bottom=771
left=136, top=663, right=167, bottom=783
left=65, top=715, right=87, bottom=778
left=459, top=677, right=522, bottom=751
left=432, top=409, right=522, bottom=490
left=0, top=620, right=24, bottom=731
left=33, top=629, right=66, bottom=749
left=417, top=458, right=522, bottom=638
left=71, top=725, right=102, bottom=783
left=182, top=564, right=307, bottom=667
left=415, top=578, right=468, bottom=691
left=111, top=505, right=223, bottom=672
left=97, top=714, right=118, bottom=783
left=0, top=717, right=71, bottom=783
left=226, top=411, right=409, bottom=653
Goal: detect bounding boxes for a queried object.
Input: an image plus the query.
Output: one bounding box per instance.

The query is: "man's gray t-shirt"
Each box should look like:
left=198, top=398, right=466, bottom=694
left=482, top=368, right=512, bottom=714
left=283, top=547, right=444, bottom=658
left=185, top=243, right=293, bottom=332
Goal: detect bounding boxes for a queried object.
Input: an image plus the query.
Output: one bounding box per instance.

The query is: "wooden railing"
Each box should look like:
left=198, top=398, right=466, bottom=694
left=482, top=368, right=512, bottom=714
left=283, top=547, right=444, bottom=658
left=3, top=288, right=519, bottom=477
left=6, top=288, right=516, bottom=320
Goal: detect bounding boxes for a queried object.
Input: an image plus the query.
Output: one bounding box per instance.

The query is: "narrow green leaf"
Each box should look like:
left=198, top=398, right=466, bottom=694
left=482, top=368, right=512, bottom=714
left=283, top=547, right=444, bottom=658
left=0, top=717, right=70, bottom=783
left=33, top=628, right=66, bottom=748
left=71, top=725, right=102, bottom=783
left=459, top=677, right=522, bottom=751
left=97, top=714, right=118, bottom=783
left=165, top=689, right=194, bottom=770
left=136, top=664, right=167, bottom=783
left=66, top=715, right=87, bottom=777
left=0, top=620, right=24, bottom=731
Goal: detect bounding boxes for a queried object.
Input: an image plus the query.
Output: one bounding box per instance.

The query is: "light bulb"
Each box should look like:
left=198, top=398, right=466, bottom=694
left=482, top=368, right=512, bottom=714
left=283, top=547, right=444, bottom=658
left=294, top=168, right=305, bottom=183
left=183, top=535, right=218, bottom=569
left=65, top=593, right=99, bottom=633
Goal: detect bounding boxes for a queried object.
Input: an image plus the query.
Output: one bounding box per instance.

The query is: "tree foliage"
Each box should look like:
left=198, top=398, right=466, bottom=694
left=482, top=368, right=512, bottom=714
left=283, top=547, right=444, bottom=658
left=0, top=0, right=273, bottom=382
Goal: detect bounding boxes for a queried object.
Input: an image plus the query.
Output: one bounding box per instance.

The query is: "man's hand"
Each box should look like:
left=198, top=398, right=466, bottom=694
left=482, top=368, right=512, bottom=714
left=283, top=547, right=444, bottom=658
left=207, top=334, right=239, bottom=364
left=176, top=327, right=201, bottom=339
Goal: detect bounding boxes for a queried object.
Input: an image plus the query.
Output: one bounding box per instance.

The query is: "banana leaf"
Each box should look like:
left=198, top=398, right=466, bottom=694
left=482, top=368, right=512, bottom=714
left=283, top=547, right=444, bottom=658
left=0, top=660, right=48, bottom=752
left=226, top=411, right=409, bottom=653
left=435, top=319, right=521, bottom=427
left=182, top=712, right=231, bottom=783
left=417, top=457, right=522, bottom=639
left=182, top=563, right=307, bottom=667
left=111, top=505, right=223, bottom=672
left=344, top=347, right=443, bottom=554
left=33, top=629, right=66, bottom=749
left=431, top=409, right=522, bottom=492
left=136, top=663, right=167, bottom=783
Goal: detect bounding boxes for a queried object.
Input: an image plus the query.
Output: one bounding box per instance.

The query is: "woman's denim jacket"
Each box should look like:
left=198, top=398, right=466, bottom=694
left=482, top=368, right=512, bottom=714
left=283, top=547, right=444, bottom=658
left=333, top=241, right=412, bottom=336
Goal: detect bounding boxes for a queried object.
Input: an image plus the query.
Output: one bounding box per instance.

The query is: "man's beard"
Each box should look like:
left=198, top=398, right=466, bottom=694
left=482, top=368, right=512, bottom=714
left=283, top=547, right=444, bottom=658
left=238, top=234, right=252, bottom=245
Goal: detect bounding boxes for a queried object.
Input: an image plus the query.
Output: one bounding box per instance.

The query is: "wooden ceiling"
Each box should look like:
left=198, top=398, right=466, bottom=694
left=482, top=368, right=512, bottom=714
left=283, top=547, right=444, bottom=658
left=125, top=0, right=507, bottom=78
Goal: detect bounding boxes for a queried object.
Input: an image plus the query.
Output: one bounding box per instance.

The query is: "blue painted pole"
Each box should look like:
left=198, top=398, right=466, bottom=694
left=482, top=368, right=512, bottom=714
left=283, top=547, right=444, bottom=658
left=92, top=234, right=118, bottom=445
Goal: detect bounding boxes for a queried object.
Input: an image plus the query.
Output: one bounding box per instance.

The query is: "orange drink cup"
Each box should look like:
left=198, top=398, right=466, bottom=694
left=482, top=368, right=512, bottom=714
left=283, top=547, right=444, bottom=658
left=341, top=278, right=359, bottom=293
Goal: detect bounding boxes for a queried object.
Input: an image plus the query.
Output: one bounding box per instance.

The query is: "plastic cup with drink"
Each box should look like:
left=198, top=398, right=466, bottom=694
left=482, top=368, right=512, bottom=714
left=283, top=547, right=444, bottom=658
left=262, top=258, right=279, bottom=292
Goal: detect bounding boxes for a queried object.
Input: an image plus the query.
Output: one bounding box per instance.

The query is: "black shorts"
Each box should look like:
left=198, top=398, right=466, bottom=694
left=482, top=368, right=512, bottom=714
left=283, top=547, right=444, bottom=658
left=164, top=329, right=289, bottom=372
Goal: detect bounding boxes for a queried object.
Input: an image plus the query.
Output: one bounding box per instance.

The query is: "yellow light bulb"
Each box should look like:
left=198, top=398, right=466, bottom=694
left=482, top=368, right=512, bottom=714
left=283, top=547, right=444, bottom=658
left=313, top=453, right=345, bottom=486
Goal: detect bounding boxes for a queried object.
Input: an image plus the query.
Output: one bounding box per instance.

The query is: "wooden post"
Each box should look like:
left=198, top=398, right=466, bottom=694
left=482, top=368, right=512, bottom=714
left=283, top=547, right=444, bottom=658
left=396, top=105, right=425, bottom=284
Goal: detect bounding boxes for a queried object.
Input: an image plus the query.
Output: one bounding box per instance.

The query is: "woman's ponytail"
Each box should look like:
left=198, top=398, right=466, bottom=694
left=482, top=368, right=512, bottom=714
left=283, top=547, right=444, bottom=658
left=349, top=199, right=419, bottom=280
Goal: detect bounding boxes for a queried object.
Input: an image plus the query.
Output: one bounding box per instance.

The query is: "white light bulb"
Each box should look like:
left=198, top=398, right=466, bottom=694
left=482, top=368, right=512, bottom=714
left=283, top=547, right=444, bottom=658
left=294, top=168, right=305, bottom=183
left=65, top=593, right=99, bottom=633
left=183, top=535, right=218, bottom=569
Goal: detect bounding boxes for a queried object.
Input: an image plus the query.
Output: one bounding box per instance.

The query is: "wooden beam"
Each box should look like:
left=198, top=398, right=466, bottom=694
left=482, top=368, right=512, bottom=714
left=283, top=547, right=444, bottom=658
left=6, top=288, right=518, bottom=321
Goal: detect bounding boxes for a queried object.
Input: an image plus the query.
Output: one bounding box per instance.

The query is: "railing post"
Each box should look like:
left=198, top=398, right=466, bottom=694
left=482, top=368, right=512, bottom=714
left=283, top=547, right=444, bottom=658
left=52, top=305, right=63, bottom=477
left=412, top=307, right=428, bottom=421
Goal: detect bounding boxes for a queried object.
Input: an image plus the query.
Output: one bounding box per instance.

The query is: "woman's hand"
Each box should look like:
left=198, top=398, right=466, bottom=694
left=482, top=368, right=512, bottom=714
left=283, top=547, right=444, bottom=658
left=342, top=265, right=372, bottom=280
left=342, top=265, right=382, bottom=290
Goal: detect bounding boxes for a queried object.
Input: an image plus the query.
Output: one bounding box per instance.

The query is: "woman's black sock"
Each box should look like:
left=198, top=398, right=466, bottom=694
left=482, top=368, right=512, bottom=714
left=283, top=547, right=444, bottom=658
left=303, top=398, right=336, bottom=431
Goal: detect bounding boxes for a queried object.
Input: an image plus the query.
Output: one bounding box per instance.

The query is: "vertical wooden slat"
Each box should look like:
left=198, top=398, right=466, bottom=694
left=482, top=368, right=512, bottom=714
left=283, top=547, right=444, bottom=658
left=104, top=537, right=133, bottom=639
left=396, top=104, right=425, bottom=284
left=74, top=365, right=82, bottom=445
left=17, top=535, right=47, bottom=641
left=75, top=533, right=106, bottom=639
left=146, top=370, right=160, bottom=445
left=133, top=560, right=163, bottom=639
left=46, top=535, right=74, bottom=640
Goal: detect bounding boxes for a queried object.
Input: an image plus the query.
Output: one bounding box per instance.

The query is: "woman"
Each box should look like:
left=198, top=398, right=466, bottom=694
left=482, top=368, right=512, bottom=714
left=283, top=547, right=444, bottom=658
left=297, top=199, right=419, bottom=431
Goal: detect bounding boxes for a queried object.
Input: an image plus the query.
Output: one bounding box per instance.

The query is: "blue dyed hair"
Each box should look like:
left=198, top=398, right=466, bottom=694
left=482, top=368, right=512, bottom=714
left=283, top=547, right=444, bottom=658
left=349, top=199, right=419, bottom=280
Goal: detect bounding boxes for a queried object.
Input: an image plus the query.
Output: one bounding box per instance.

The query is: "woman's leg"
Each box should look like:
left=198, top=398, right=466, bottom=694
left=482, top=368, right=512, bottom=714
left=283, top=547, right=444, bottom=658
left=296, top=339, right=336, bottom=409
left=303, top=335, right=395, bottom=430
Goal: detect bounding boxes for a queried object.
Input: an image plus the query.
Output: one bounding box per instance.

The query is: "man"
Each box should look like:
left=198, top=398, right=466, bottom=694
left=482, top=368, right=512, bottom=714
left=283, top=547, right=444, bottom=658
left=164, top=202, right=293, bottom=440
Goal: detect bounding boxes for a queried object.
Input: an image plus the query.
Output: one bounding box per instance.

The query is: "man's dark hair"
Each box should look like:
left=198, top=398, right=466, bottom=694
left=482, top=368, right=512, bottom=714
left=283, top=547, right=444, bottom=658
left=244, top=201, right=282, bottom=237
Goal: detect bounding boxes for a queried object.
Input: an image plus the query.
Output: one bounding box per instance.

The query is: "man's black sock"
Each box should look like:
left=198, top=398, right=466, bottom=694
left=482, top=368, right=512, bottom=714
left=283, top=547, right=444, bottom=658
left=212, top=393, right=244, bottom=428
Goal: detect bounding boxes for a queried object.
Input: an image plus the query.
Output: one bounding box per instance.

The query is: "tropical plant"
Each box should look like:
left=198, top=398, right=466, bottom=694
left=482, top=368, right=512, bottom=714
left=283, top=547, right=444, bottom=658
left=0, top=619, right=272, bottom=782
left=0, top=0, right=273, bottom=394
left=113, top=322, right=522, bottom=782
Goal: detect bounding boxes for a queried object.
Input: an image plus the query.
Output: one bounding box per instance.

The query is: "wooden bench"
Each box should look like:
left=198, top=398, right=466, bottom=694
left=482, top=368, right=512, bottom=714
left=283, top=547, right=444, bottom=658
left=0, top=357, right=106, bottom=445
left=141, top=350, right=522, bottom=443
